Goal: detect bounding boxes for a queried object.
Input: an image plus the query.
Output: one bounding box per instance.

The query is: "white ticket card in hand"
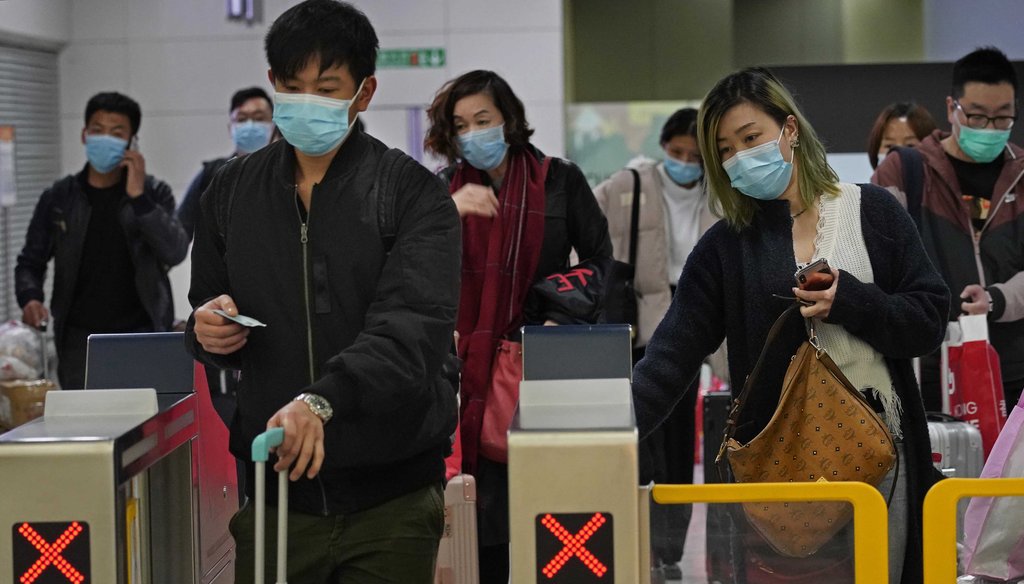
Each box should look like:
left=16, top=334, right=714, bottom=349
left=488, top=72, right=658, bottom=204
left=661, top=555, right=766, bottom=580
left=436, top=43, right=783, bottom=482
left=211, top=309, right=267, bottom=328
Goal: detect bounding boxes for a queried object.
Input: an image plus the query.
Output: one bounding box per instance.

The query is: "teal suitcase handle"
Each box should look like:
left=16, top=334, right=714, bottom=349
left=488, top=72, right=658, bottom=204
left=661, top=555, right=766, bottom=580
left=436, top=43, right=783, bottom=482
left=252, top=427, right=284, bottom=462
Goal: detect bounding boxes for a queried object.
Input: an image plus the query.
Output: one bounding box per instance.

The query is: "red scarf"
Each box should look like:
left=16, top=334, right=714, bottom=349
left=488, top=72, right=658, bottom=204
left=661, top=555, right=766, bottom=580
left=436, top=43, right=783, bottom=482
left=452, top=149, right=549, bottom=474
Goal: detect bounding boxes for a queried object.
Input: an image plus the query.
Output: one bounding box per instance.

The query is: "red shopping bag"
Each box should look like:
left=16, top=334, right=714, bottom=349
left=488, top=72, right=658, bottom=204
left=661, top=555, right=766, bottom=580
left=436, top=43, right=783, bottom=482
left=942, top=314, right=1007, bottom=457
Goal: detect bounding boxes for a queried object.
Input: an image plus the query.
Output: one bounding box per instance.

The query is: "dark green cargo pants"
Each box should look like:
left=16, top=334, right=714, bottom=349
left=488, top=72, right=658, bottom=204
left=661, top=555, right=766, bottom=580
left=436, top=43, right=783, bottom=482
left=231, top=483, right=444, bottom=583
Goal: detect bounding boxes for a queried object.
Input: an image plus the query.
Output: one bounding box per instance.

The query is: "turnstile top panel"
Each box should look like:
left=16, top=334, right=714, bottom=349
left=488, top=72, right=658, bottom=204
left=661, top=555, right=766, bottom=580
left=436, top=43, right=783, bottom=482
left=0, top=392, right=191, bottom=443
left=522, top=325, right=633, bottom=382
left=86, top=332, right=195, bottom=394
left=512, top=378, right=635, bottom=432
left=0, top=415, right=150, bottom=442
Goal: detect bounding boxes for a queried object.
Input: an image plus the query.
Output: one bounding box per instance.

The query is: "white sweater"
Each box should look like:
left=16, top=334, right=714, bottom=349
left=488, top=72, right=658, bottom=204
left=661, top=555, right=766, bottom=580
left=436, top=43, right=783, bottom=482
left=812, top=183, right=902, bottom=436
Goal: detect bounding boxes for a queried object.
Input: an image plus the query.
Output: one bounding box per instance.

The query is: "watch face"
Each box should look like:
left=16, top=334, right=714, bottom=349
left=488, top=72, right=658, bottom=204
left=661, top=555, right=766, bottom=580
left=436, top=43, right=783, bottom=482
left=299, top=394, right=332, bottom=422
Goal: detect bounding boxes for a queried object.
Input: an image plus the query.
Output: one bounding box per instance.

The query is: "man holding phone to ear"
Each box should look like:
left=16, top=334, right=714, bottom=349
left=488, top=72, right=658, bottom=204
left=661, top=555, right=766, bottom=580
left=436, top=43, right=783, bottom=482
left=15, top=91, right=189, bottom=389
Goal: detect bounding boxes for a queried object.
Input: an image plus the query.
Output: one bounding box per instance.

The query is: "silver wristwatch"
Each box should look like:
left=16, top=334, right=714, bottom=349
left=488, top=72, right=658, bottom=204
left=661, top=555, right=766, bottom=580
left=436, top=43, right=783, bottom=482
left=294, top=392, right=333, bottom=424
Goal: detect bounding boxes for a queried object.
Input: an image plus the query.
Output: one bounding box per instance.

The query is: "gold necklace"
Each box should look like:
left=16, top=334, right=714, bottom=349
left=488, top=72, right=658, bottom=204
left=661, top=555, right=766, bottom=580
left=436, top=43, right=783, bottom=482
left=790, top=206, right=807, bottom=219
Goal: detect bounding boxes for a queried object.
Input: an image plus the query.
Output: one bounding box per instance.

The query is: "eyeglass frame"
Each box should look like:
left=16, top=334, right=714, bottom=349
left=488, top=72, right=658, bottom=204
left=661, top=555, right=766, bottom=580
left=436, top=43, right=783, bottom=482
left=953, top=100, right=1017, bottom=131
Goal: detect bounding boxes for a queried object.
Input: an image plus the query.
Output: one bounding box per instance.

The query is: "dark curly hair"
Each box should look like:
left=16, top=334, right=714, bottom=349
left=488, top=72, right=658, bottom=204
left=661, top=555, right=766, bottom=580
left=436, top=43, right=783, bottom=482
left=424, top=70, right=534, bottom=163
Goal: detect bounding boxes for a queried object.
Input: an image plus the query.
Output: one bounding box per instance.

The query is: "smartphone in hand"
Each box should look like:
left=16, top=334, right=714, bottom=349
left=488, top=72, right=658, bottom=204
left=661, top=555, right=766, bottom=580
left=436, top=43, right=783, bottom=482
left=795, top=258, right=834, bottom=291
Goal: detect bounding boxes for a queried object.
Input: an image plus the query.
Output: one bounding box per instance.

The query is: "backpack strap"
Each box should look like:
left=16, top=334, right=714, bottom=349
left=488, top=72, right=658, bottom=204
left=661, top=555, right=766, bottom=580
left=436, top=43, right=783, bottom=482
left=372, top=148, right=408, bottom=254
left=198, top=158, right=226, bottom=199
left=894, top=146, right=924, bottom=228
left=213, top=157, right=247, bottom=254
left=627, top=168, right=641, bottom=267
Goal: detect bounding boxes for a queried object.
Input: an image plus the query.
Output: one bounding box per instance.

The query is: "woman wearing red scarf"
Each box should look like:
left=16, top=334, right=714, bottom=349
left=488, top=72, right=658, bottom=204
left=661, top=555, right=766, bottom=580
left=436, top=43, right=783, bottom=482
left=426, top=70, right=612, bottom=583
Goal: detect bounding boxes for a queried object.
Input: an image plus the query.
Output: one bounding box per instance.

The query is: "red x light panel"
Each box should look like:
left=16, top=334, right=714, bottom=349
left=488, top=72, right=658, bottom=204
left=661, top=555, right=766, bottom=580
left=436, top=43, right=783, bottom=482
left=536, top=512, right=614, bottom=582
left=12, top=522, right=90, bottom=584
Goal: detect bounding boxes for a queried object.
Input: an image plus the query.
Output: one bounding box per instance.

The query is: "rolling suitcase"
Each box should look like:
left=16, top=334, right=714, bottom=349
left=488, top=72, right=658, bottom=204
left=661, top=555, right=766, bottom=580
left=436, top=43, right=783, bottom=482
left=703, top=390, right=740, bottom=582
left=703, top=390, right=733, bottom=485
left=927, top=412, right=984, bottom=542
left=252, top=428, right=288, bottom=584
left=434, top=474, right=479, bottom=584
left=928, top=412, right=984, bottom=478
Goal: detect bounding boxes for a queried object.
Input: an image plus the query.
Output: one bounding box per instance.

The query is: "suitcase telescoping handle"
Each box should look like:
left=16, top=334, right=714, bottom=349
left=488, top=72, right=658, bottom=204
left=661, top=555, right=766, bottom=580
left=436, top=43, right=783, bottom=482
left=37, top=319, right=49, bottom=380
left=252, top=427, right=289, bottom=584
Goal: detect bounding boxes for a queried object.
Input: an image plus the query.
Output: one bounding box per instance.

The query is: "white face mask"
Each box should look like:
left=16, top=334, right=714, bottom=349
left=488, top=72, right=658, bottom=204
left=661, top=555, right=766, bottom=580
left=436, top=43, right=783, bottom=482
left=877, top=151, right=887, bottom=165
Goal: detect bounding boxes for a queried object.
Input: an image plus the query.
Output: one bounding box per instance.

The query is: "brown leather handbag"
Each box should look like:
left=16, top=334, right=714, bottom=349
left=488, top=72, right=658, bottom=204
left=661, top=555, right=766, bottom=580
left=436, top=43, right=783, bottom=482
left=716, top=303, right=897, bottom=558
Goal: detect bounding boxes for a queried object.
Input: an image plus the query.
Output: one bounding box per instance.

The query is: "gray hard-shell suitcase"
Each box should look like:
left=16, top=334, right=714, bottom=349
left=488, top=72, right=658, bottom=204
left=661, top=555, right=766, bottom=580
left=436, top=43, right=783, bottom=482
left=252, top=428, right=288, bottom=584
left=928, top=412, right=984, bottom=478
left=927, top=412, right=984, bottom=542
left=434, top=474, right=479, bottom=584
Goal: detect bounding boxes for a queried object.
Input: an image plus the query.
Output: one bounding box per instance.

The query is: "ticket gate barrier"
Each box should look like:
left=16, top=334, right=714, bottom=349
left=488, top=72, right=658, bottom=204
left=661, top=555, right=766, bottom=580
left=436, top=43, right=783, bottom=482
left=1, top=327, right=238, bottom=584
left=653, top=481, right=890, bottom=583
left=509, top=324, right=645, bottom=583
left=508, top=377, right=647, bottom=584
left=922, top=477, right=1024, bottom=583
left=85, top=331, right=239, bottom=583
left=1, top=388, right=204, bottom=584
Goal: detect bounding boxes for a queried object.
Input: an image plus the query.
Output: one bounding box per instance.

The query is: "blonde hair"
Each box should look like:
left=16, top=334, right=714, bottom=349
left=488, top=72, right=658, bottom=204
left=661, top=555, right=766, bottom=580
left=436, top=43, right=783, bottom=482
left=697, top=67, right=839, bottom=230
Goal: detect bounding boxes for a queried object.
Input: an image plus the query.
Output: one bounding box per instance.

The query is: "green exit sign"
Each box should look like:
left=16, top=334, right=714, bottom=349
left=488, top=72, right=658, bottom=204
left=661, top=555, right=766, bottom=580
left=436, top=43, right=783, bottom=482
left=377, top=48, right=446, bottom=69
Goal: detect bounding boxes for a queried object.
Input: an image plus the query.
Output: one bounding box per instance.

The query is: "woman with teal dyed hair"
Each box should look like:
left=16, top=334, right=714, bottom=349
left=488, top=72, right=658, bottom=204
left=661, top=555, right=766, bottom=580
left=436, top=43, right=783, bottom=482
left=633, top=67, right=949, bottom=584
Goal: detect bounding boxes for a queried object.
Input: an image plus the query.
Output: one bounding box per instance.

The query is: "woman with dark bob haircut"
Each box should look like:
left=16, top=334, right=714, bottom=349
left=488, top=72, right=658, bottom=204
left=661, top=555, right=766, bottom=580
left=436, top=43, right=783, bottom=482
left=866, top=102, right=937, bottom=169
left=425, top=69, right=612, bottom=583
left=632, top=67, right=948, bottom=583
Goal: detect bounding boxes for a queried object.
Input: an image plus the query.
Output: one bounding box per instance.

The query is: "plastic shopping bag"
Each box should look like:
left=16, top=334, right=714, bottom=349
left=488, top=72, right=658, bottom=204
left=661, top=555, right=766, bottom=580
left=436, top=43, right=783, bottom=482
left=942, top=314, right=1006, bottom=457
left=961, top=391, right=1024, bottom=581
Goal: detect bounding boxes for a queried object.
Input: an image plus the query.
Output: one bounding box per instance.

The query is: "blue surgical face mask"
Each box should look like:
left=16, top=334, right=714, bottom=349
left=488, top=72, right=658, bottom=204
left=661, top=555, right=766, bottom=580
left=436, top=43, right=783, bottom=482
left=231, top=120, right=275, bottom=155
left=721, top=127, right=793, bottom=201
left=272, top=79, right=364, bottom=157
left=85, top=134, right=129, bottom=174
left=956, top=118, right=1010, bottom=163
left=663, top=157, right=703, bottom=185
left=457, top=125, right=509, bottom=171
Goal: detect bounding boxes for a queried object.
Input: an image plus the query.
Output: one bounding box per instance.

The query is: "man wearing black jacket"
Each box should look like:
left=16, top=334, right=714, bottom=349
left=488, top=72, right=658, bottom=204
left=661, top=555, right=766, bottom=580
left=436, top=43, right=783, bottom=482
left=16, top=91, right=188, bottom=389
left=185, top=2, right=460, bottom=582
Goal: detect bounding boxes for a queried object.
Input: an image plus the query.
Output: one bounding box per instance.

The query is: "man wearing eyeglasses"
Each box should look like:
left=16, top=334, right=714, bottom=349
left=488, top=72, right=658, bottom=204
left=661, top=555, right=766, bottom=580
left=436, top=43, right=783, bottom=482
left=873, top=46, right=1024, bottom=411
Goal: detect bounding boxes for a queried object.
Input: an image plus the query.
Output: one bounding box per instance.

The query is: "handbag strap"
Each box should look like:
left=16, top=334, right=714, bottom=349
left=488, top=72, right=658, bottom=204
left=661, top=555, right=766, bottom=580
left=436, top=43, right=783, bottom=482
left=716, top=302, right=801, bottom=465
left=627, top=168, right=641, bottom=267
left=714, top=302, right=903, bottom=506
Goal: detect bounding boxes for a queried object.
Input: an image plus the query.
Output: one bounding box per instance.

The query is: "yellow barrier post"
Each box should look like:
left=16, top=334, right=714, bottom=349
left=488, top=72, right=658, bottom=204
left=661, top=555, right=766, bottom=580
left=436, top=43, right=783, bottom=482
left=653, top=481, right=889, bottom=583
left=922, top=477, right=1024, bottom=583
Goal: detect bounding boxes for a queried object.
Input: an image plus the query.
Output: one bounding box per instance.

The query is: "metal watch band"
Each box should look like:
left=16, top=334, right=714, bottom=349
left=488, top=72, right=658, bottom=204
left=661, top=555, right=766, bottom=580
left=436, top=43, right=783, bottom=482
left=294, top=392, right=333, bottom=424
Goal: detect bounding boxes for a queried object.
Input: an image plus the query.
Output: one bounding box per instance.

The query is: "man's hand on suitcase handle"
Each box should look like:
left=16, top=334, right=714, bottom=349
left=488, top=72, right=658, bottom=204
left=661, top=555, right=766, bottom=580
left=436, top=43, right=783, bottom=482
left=267, top=401, right=325, bottom=481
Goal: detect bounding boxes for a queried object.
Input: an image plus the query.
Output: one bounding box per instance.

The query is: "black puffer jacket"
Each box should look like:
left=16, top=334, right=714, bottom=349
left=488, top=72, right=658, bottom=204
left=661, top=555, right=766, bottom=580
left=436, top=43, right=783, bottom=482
left=15, top=166, right=188, bottom=346
left=186, top=127, right=461, bottom=515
